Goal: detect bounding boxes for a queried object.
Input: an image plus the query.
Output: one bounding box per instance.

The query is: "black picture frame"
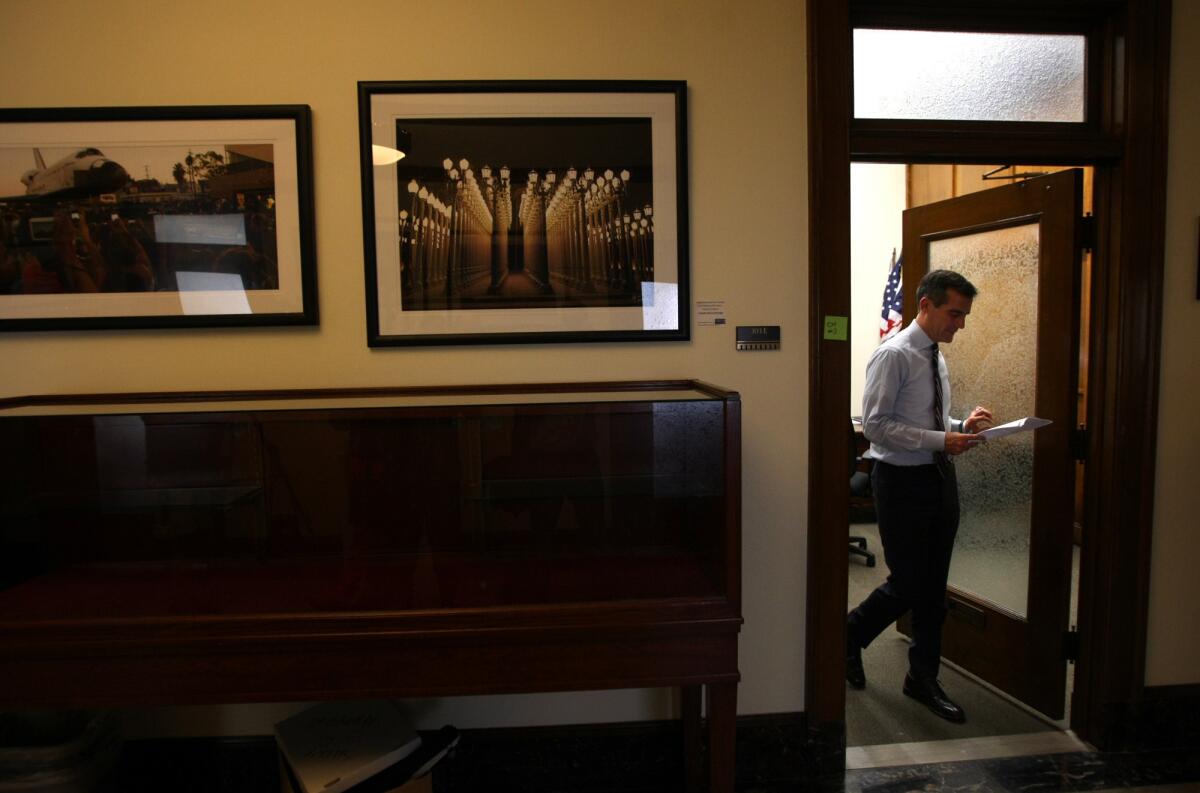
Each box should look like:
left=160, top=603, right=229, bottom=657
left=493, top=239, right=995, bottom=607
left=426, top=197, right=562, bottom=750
left=358, top=81, right=689, bottom=346
left=0, top=105, right=317, bottom=331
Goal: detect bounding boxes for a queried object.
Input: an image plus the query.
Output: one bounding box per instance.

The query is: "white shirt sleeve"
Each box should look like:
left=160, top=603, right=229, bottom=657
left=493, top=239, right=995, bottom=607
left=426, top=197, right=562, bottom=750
left=861, top=346, right=946, bottom=453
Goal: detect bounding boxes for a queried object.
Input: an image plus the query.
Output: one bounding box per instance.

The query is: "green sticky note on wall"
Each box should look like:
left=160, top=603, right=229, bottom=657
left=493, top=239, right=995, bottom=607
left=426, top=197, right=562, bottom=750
left=823, top=315, right=848, bottom=341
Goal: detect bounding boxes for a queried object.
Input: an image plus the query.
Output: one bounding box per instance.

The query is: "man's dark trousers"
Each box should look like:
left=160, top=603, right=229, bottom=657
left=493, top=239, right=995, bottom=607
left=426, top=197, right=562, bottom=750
left=847, top=460, right=960, bottom=679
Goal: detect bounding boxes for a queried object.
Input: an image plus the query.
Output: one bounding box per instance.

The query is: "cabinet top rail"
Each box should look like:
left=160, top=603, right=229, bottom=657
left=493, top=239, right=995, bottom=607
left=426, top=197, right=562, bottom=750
left=0, top=379, right=739, bottom=415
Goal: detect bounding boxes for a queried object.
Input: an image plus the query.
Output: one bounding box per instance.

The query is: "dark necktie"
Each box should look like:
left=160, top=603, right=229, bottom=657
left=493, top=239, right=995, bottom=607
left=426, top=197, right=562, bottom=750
left=931, top=344, right=951, bottom=475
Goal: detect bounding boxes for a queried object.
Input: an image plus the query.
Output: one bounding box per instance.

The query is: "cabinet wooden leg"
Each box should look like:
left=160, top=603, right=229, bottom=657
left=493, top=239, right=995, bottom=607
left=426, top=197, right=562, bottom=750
left=706, top=681, right=737, bottom=793
left=682, top=685, right=703, bottom=793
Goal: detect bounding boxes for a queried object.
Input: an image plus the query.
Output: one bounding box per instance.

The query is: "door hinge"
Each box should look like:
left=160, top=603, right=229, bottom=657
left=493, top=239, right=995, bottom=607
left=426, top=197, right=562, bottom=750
left=1064, top=628, right=1080, bottom=662
left=1071, top=426, right=1088, bottom=461
left=1080, top=215, right=1096, bottom=253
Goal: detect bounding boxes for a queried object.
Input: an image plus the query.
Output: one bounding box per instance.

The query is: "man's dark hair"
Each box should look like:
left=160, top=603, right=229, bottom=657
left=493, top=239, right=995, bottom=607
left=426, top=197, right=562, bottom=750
left=917, top=269, right=978, bottom=306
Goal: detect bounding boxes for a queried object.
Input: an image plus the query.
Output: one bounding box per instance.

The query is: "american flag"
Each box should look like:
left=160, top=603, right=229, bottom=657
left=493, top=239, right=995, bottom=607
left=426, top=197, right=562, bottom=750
left=879, top=251, right=903, bottom=340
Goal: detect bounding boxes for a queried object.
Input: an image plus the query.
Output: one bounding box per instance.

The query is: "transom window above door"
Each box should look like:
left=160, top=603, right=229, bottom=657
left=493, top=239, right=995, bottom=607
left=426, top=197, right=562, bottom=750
left=853, top=29, right=1087, bottom=122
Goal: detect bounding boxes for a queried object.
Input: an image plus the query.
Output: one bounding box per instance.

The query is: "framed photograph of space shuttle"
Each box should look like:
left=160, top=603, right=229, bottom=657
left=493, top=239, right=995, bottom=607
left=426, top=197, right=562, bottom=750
left=0, top=105, right=316, bottom=331
left=358, top=81, right=688, bottom=346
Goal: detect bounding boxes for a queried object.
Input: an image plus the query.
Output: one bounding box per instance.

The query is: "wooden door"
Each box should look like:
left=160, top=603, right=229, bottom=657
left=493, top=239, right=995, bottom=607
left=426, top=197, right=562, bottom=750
left=900, top=169, right=1084, bottom=718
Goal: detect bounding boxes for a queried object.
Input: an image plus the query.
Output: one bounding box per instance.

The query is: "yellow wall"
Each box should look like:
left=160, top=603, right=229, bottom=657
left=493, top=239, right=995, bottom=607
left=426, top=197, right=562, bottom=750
left=1146, top=0, right=1200, bottom=686
left=0, top=0, right=809, bottom=731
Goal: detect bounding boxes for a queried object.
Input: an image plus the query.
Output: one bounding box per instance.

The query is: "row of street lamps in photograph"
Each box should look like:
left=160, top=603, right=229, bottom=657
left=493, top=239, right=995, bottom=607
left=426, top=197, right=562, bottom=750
left=398, top=158, right=655, bottom=307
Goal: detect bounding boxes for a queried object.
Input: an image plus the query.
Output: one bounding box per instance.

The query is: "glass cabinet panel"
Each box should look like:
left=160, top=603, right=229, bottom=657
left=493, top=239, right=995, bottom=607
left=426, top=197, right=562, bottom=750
left=0, top=384, right=737, bottom=622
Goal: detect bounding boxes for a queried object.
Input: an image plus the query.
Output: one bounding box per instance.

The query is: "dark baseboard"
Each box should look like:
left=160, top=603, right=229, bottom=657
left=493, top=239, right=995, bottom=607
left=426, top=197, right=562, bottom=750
left=81, top=694, right=1200, bottom=792
left=433, top=716, right=687, bottom=793
left=434, top=711, right=824, bottom=792
left=97, top=736, right=278, bottom=793
left=1096, top=683, right=1200, bottom=751
left=94, top=711, right=827, bottom=793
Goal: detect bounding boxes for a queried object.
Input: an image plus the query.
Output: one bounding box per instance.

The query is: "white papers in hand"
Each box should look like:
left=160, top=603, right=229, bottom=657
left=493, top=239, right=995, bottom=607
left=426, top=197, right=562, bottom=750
left=979, top=416, right=1052, bottom=440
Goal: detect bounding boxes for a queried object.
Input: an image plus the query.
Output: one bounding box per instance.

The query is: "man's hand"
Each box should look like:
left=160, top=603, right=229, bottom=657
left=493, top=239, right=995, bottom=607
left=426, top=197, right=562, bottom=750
left=963, top=405, right=993, bottom=434
left=945, top=431, right=983, bottom=456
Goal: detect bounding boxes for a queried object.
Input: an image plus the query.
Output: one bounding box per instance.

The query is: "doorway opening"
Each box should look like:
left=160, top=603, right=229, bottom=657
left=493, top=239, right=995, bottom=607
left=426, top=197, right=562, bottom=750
left=844, top=162, right=1093, bottom=758
left=807, top=0, right=1171, bottom=765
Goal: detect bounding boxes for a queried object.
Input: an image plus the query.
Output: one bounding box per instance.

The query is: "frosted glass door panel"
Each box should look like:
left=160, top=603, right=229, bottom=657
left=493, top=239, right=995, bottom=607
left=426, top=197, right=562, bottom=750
left=931, top=223, right=1039, bottom=618
left=854, top=29, right=1085, bottom=122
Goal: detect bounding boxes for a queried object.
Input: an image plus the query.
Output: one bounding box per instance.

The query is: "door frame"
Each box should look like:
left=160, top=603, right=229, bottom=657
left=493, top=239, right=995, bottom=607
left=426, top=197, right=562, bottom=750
left=805, top=0, right=1171, bottom=760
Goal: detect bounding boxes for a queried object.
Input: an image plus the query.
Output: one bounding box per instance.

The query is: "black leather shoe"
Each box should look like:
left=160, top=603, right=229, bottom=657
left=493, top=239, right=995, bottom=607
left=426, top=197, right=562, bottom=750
left=903, top=673, right=965, bottom=723
left=846, top=642, right=866, bottom=689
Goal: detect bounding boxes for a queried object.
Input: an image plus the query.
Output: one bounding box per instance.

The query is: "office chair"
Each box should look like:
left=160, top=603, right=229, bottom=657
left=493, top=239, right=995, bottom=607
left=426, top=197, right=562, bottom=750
left=849, top=422, right=877, bottom=567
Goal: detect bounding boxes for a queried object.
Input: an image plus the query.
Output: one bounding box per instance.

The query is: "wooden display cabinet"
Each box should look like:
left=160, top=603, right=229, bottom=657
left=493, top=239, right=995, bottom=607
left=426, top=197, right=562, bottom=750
left=0, top=380, right=741, bottom=792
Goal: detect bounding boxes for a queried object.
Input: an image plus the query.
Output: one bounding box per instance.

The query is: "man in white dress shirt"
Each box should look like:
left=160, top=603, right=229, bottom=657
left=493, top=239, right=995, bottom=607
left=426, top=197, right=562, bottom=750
left=846, top=269, right=993, bottom=723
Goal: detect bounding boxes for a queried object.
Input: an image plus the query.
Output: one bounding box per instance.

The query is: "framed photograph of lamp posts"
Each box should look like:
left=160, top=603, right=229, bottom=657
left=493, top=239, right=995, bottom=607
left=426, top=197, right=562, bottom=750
left=358, top=80, right=688, bottom=346
left=0, top=105, right=316, bottom=331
